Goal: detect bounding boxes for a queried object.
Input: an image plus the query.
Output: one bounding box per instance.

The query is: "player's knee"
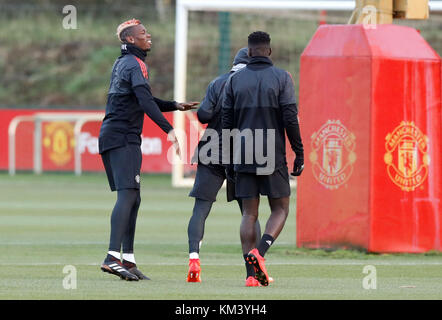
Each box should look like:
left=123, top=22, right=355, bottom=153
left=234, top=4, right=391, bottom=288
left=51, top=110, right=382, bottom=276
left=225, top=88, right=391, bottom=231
left=273, top=205, right=289, bottom=218
left=135, top=195, right=141, bottom=208
left=118, top=188, right=139, bottom=206
left=269, top=198, right=289, bottom=216
left=243, top=209, right=258, bottom=219
left=135, top=191, right=141, bottom=206
left=282, top=205, right=289, bottom=216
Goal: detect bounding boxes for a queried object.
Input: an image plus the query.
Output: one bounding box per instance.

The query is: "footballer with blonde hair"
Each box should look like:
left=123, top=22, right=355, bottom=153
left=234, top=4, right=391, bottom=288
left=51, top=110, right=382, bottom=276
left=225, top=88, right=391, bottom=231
left=99, top=19, right=198, bottom=281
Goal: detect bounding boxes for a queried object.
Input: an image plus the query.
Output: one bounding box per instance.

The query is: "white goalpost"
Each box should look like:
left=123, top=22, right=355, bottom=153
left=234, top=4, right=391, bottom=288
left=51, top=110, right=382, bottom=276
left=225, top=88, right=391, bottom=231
left=172, top=0, right=442, bottom=187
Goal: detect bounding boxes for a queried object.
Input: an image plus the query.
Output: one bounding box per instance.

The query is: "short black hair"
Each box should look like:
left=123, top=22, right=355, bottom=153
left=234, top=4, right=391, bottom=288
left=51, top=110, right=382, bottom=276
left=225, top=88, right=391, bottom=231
left=120, top=25, right=136, bottom=43
left=248, top=31, right=271, bottom=46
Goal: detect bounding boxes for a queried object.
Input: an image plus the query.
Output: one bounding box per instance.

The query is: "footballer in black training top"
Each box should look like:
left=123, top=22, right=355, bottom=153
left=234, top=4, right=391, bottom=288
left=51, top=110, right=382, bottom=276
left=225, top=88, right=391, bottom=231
left=98, top=18, right=198, bottom=281
left=186, top=47, right=262, bottom=285
left=222, top=31, right=304, bottom=287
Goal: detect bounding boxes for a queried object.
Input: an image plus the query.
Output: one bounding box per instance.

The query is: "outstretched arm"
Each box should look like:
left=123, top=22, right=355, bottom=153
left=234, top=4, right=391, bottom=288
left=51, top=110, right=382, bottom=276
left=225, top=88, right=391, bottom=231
left=153, top=97, right=199, bottom=112
left=153, top=97, right=178, bottom=112
left=133, top=85, right=174, bottom=134
left=129, top=64, right=182, bottom=156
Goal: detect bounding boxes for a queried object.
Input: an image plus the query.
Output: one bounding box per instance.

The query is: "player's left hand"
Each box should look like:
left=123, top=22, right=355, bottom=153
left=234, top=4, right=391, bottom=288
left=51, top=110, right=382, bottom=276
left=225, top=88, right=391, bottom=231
left=176, top=101, right=199, bottom=111
left=291, top=157, right=304, bottom=177
left=167, top=129, right=181, bottom=159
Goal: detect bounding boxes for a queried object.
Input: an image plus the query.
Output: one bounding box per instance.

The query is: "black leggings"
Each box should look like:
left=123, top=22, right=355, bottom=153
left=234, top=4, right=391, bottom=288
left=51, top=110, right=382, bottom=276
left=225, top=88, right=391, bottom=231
left=108, top=188, right=141, bottom=253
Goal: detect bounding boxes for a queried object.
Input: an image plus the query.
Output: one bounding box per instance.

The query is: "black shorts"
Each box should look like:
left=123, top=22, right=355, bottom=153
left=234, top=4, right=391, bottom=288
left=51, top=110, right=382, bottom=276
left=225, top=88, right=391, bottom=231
left=189, top=164, right=226, bottom=202
left=235, top=166, right=291, bottom=199
left=101, top=144, right=142, bottom=191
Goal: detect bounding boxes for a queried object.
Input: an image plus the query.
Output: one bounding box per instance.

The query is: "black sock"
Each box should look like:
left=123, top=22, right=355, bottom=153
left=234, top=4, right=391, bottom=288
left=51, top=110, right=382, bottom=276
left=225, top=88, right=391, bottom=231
left=243, top=254, right=255, bottom=278
left=257, top=234, right=274, bottom=257
left=188, top=199, right=213, bottom=253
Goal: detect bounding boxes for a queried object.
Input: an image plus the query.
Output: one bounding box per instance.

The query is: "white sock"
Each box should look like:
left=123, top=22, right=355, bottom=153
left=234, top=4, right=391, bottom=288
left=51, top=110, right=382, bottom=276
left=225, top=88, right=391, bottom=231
left=189, top=252, right=199, bottom=259
left=122, top=253, right=136, bottom=264
left=108, top=251, right=121, bottom=260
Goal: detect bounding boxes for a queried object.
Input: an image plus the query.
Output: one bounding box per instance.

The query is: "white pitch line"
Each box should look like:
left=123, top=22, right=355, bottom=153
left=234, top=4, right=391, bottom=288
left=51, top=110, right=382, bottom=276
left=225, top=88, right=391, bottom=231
left=1, top=261, right=442, bottom=266
left=1, top=241, right=295, bottom=245
left=0, top=201, right=192, bottom=210
left=0, top=202, right=112, bottom=210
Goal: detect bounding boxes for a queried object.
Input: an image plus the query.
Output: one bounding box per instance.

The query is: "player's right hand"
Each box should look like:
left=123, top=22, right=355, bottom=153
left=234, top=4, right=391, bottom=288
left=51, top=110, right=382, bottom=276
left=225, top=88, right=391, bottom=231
left=176, top=101, right=199, bottom=111
left=291, top=157, right=304, bottom=177
left=168, top=129, right=181, bottom=159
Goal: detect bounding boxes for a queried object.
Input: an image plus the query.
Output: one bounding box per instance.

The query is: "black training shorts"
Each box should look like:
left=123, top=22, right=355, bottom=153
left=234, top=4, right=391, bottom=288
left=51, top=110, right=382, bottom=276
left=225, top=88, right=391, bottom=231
left=101, top=144, right=142, bottom=191
left=189, top=164, right=226, bottom=202
left=235, top=166, right=291, bottom=199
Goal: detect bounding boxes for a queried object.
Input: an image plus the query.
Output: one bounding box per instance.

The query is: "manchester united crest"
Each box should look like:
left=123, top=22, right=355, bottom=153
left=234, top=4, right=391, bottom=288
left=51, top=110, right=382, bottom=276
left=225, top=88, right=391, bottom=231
left=43, top=121, right=75, bottom=166
left=384, top=121, right=430, bottom=192
left=309, top=120, right=357, bottom=190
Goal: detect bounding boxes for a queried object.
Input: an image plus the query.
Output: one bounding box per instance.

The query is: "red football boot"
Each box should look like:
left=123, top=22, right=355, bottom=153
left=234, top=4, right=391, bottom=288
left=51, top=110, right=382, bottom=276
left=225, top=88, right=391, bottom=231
left=187, top=258, right=201, bottom=282
left=246, top=248, right=269, bottom=286
left=245, top=276, right=261, bottom=287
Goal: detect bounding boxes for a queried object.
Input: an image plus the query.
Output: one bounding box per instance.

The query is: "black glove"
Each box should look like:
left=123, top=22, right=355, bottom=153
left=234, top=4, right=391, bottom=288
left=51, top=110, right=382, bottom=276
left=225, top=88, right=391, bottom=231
left=291, top=156, right=304, bottom=177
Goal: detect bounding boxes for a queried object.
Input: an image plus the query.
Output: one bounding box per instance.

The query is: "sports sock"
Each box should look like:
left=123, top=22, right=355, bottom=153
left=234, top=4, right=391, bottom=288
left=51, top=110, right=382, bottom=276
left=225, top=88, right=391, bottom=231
left=122, top=253, right=136, bottom=264
left=188, top=199, right=213, bottom=253
left=257, top=234, right=274, bottom=257
left=243, top=254, right=255, bottom=278
left=189, top=252, right=199, bottom=260
left=105, top=252, right=121, bottom=262
left=108, top=189, right=139, bottom=252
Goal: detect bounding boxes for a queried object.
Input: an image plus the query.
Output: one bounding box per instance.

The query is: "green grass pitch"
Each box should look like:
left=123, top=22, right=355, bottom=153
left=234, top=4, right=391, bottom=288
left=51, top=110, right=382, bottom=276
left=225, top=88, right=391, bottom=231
left=0, top=172, right=441, bottom=300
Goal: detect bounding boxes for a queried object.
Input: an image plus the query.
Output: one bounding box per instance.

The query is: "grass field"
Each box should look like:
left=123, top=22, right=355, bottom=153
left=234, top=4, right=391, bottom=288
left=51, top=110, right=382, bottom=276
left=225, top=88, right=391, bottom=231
left=0, top=173, right=441, bottom=300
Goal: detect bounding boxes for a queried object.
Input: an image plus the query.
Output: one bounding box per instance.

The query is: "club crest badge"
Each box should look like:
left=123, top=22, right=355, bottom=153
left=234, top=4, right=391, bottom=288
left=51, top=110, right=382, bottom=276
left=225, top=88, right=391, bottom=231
left=43, top=121, right=75, bottom=166
left=309, top=120, right=357, bottom=190
left=384, top=121, right=430, bottom=192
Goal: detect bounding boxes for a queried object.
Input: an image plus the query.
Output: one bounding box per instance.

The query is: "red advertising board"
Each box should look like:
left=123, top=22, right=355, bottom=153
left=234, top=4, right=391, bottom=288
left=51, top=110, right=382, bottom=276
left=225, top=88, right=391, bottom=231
left=1, top=109, right=295, bottom=175
left=0, top=109, right=177, bottom=173
left=298, top=25, right=441, bottom=253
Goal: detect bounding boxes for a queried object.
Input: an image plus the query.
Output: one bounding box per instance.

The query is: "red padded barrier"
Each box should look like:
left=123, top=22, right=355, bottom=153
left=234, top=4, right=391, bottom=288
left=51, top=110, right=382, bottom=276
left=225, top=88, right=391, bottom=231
left=297, top=25, right=441, bottom=253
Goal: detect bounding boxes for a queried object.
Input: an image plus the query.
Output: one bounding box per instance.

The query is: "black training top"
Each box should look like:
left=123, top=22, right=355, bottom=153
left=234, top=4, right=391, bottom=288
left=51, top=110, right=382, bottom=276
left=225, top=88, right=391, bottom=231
left=192, top=47, right=251, bottom=166
left=98, top=44, right=176, bottom=154
left=222, top=56, right=304, bottom=174
left=192, top=72, right=230, bottom=166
